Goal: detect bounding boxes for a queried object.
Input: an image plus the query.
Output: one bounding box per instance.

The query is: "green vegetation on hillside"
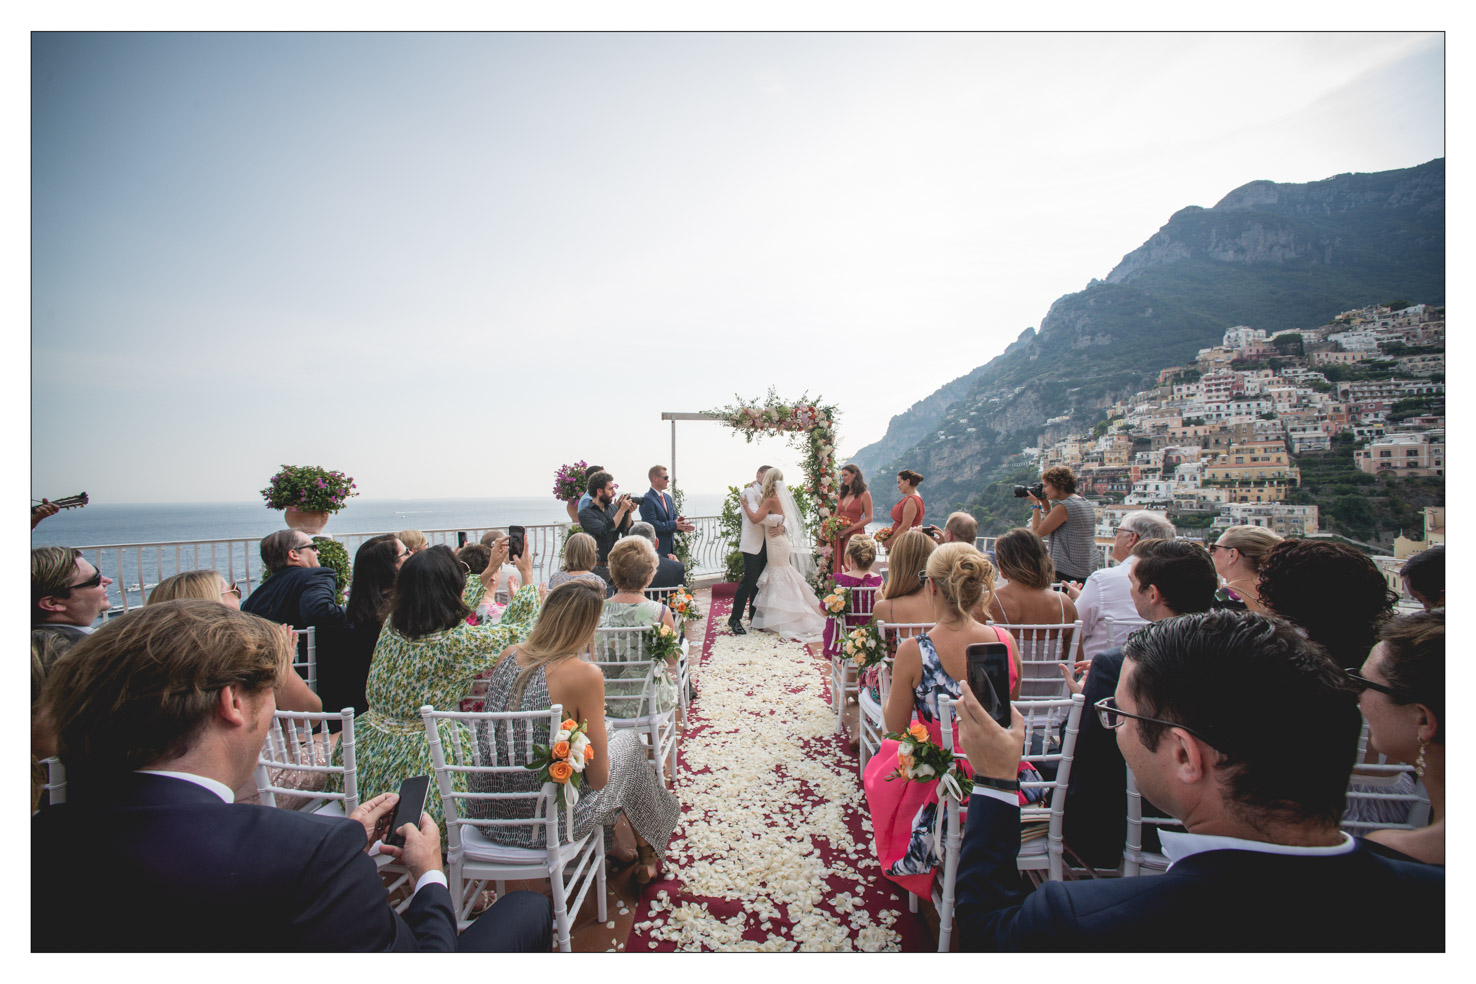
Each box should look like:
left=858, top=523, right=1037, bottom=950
left=1288, top=434, right=1442, bottom=547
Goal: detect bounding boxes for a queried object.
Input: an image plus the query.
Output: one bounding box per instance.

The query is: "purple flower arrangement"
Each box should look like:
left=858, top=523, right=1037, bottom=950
left=552, top=460, right=590, bottom=502
left=261, top=465, right=359, bottom=513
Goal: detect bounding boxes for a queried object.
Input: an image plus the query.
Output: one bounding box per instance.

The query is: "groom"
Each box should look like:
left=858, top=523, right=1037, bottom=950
left=729, top=465, right=776, bottom=635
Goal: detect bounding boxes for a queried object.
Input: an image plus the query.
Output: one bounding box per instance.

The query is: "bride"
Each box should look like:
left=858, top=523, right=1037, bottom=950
left=740, top=468, right=826, bottom=642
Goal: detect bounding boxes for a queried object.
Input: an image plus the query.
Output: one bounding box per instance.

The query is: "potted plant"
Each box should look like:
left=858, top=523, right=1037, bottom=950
left=261, top=465, right=359, bottom=534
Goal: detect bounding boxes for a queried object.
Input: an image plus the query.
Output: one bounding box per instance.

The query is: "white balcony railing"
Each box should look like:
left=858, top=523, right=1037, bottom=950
left=77, top=515, right=737, bottom=617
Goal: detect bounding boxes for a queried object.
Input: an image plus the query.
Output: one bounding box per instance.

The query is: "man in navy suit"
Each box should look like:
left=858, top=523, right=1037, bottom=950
left=242, top=529, right=346, bottom=629
left=32, top=599, right=552, bottom=952
left=638, top=465, right=695, bottom=560
left=952, top=610, right=1443, bottom=951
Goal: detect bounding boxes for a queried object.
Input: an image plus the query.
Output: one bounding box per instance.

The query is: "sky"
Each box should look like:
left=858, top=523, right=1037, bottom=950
left=25, top=26, right=1447, bottom=505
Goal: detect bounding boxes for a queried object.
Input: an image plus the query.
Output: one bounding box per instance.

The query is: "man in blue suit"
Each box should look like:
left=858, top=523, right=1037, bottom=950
left=952, top=610, right=1443, bottom=952
left=638, top=465, right=694, bottom=560
left=32, top=599, right=552, bottom=952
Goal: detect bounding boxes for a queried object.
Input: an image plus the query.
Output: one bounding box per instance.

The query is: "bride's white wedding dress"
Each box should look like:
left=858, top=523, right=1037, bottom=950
left=750, top=513, right=826, bottom=643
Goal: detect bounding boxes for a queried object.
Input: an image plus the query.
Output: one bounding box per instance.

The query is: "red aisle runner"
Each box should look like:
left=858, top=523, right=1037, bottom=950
left=625, top=588, right=936, bottom=951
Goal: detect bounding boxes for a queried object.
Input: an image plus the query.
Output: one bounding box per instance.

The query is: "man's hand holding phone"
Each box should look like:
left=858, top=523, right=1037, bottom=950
left=955, top=686, right=1027, bottom=783
left=349, top=790, right=399, bottom=850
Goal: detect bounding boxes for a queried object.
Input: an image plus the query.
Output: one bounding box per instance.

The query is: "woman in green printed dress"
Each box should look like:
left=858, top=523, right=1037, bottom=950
left=333, top=539, right=542, bottom=831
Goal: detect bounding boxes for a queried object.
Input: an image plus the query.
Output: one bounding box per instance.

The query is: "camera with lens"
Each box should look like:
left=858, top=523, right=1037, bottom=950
left=1012, top=482, right=1046, bottom=499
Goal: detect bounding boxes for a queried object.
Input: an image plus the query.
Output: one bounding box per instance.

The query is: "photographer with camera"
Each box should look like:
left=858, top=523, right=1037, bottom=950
left=578, top=470, right=636, bottom=585
left=1020, top=466, right=1099, bottom=584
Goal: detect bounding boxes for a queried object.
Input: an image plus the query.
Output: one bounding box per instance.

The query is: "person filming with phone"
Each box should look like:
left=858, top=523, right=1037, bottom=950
left=578, top=470, right=635, bottom=585
left=31, top=600, right=553, bottom=951
left=862, top=543, right=1020, bottom=901
left=950, top=610, right=1443, bottom=951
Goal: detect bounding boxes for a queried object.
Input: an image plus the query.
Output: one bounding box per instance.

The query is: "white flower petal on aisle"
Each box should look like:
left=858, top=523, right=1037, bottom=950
left=634, top=631, right=903, bottom=952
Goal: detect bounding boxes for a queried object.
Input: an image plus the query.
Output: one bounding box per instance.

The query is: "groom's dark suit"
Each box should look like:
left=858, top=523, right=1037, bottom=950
left=31, top=773, right=549, bottom=952
left=954, top=792, right=1444, bottom=951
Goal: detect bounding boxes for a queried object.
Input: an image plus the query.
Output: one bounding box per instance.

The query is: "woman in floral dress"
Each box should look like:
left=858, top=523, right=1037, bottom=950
left=333, top=540, right=541, bottom=830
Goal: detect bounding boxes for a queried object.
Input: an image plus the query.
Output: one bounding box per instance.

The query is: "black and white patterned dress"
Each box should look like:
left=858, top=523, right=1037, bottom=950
left=467, top=652, right=680, bottom=851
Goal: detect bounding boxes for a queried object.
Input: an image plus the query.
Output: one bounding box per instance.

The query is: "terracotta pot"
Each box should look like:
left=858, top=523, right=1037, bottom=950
left=283, top=507, right=331, bottom=534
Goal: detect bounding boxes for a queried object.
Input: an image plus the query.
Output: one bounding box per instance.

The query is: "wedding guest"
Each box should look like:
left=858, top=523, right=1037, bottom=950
left=1350, top=610, right=1444, bottom=865
left=317, top=534, right=405, bottom=722
left=823, top=534, right=884, bottom=658
left=951, top=611, right=1443, bottom=951
left=639, top=464, right=695, bottom=560
left=832, top=464, right=874, bottom=574
left=597, top=537, right=678, bottom=723
left=340, top=542, right=540, bottom=832
left=32, top=599, right=552, bottom=951
left=1209, top=525, right=1282, bottom=613
left=469, top=579, right=681, bottom=887
left=890, top=470, right=926, bottom=540
left=1068, top=510, right=1175, bottom=661
left=629, top=521, right=687, bottom=589
left=1401, top=544, right=1444, bottom=610
left=478, top=530, right=522, bottom=603
left=864, top=543, right=1018, bottom=899
left=981, top=528, right=1077, bottom=626
left=241, top=530, right=347, bottom=632
left=548, top=532, right=606, bottom=590
left=1257, top=539, right=1398, bottom=670
left=1026, top=465, right=1099, bottom=583
left=148, top=570, right=321, bottom=717
left=872, top=530, right=937, bottom=628
left=579, top=471, right=636, bottom=577
left=572, top=464, right=605, bottom=521
left=397, top=529, right=428, bottom=554
left=931, top=511, right=978, bottom=546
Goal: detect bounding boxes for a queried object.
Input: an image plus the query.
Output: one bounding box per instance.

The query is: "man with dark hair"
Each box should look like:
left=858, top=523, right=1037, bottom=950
left=578, top=470, right=636, bottom=579
left=954, top=610, right=1443, bottom=951
left=1058, top=537, right=1217, bottom=867
left=241, top=529, right=346, bottom=630
left=32, top=600, right=552, bottom=951
left=639, top=464, right=695, bottom=560
left=630, top=521, right=687, bottom=589
left=1400, top=543, right=1443, bottom=610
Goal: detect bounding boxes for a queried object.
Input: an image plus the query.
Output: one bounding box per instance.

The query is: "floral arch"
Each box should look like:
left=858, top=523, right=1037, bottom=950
left=710, top=390, right=841, bottom=592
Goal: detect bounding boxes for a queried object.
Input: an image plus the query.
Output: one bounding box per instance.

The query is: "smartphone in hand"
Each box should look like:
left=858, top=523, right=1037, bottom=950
left=965, top=642, right=1014, bottom=728
left=507, top=525, right=525, bottom=561
left=382, top=775, right=431, bottom=847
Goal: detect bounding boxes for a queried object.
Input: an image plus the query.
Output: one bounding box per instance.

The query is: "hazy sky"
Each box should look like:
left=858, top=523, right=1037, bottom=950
left=28, top=30, right=1444, bottom=504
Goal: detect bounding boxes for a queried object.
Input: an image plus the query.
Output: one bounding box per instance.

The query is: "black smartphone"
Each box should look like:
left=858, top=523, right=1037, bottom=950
left=965, top=642, right=1014, bottom=729
left=382, top=775, right=431, bottom=848
left=922, top=525, right=940, bottom=537
left=456, top=531, right=468, bottom=547
left=507, top=525, right=525, bottom=561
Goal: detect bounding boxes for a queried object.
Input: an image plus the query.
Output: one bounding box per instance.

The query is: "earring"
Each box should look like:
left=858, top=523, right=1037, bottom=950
left=1415, top=736, right=1428, bottom=778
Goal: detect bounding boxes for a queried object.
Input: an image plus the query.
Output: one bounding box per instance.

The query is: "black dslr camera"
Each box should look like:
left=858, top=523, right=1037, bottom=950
left=1012, top=482, right=1046, bottom=499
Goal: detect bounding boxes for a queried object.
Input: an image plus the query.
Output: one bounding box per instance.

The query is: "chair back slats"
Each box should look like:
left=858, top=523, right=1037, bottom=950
left=591, top=625, right=667, bottom=720
left=987, top=621, right=1083, bottom=702
left=1101, top=615, right=1149, bottom=651
left=42, top=756, right=66, bottom=807
left=289, top=626, right=318, bottom=694
left=255, top=706, right=356, bottom=812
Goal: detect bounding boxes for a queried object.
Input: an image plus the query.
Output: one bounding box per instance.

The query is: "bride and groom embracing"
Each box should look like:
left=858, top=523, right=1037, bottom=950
left=727, top=465, right=827, bottom=643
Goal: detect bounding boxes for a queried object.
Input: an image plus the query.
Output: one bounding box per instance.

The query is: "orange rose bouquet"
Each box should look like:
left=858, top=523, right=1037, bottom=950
left=873, top=525, right=894, bottom=544
left=525, top=717, right=594, bottom=810
left=881, top=722, right=973, bottom=798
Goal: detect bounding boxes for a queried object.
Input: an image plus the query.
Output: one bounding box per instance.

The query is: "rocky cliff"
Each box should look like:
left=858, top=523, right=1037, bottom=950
left=846, top=158, right=1445, bottom=516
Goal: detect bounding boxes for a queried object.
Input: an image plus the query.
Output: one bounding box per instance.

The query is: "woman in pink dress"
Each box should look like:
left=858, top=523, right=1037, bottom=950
left=831, top=464, right=873, bottom=574
left=890, top=470, right=925, bottom=541
left=823, top=535, right=884, bottom=658
left=863, top=543, right=1020, bottom=899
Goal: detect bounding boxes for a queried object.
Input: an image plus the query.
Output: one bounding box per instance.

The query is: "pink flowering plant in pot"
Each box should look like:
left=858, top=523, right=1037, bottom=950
left=260, top=465, right=359, bottom=514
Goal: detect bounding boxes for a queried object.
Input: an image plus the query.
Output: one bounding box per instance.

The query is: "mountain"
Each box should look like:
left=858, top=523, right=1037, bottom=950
left=847, top=158, right=1445, bottom=515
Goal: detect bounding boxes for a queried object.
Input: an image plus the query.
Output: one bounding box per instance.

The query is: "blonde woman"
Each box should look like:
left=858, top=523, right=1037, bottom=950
left=549, top=532, right=605, bottom=590
left=469, top=580, right=680, bottom=885
left=1210, top=525, right=1282, bottom=613
left=864, top=543, right=1019, bottom=899
left=148, top=570, right=321, bottom=716
left=872, top=529, right=937, bottom=628
left=396, top=529, right=428, bottom=554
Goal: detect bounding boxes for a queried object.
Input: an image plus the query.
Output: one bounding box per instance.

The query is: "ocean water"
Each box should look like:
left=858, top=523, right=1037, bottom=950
left=30, top=494, right=732, bottom=549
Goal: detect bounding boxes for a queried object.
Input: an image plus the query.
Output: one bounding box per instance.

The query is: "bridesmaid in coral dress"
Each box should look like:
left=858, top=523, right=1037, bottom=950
left=832, top=464, right=874, bottom=574
left=890, top=469, right=925, bottom=541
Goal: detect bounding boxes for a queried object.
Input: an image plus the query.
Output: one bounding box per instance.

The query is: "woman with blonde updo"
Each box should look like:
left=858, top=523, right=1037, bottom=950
left=864, top=543, right=1020, bottom=899
left=1210, top=524, right=1282, bottom=613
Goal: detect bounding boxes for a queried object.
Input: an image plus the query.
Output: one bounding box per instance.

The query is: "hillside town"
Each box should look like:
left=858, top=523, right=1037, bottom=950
left=1026, top=302, right=1445, bottom=594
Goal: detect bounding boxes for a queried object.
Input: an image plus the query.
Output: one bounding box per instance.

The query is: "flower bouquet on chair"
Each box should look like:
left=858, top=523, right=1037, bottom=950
left=525, top=718, right=594, bottom=821
left=882, top=722, right=974, bottom=799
